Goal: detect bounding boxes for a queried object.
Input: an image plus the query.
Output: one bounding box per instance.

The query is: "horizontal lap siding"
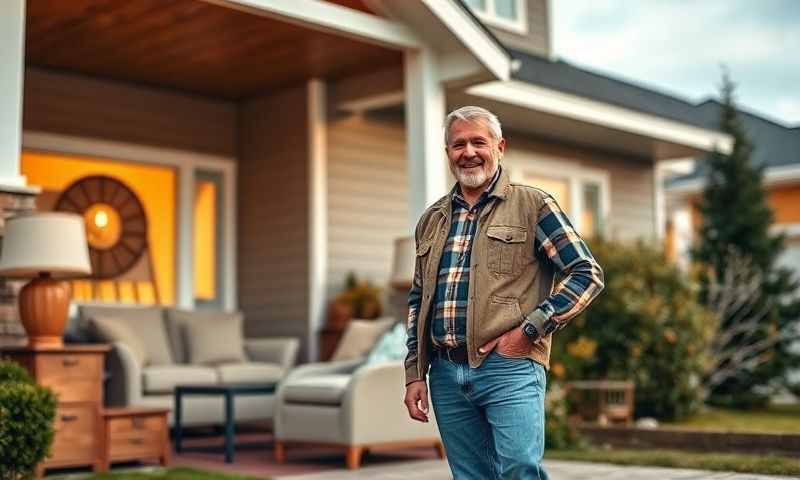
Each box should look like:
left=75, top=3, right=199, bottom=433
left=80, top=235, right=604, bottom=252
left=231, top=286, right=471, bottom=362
left=23, top=67, right=236, bottom=157
left=238, top=87, right=309, bottom=340
left=326, top=113, right=408, bottom=302
left=505, top=133, right=656, bottom=241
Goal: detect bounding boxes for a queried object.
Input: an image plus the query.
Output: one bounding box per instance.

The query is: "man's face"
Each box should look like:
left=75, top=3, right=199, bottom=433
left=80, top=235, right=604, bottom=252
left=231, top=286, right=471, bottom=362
left=446, top=119, right=505, bottom=192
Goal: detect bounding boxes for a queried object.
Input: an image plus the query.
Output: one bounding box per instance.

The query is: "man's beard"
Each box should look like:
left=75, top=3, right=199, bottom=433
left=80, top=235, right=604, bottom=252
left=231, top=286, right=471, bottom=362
left=452, top=162, right=497, bottom=189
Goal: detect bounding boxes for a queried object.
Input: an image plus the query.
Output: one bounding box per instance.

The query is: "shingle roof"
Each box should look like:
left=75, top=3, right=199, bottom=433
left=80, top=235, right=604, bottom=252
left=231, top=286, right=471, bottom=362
left=509, top=48, right=714, bottom=130
left=506, top=48, right=799, bottom=181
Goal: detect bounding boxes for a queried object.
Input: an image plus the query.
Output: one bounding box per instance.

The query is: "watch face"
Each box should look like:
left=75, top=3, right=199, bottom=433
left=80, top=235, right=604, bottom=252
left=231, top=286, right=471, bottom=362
left=523, top=323, right=538, bottom=339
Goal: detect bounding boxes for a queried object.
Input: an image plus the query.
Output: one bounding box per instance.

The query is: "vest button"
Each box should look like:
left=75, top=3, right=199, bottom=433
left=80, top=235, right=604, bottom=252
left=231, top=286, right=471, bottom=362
left=506, top=234, right=512, bottom=241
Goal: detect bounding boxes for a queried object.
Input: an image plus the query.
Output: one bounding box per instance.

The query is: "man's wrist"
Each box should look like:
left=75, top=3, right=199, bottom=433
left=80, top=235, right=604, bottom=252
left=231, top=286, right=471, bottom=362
left=522, top=308, right=549, bottom=340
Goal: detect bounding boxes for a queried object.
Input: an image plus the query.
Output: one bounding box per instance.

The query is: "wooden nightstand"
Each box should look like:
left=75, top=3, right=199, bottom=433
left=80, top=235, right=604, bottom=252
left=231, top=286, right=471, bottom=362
left=99, top=407, right=170, bottom=472
left=2, top=345, right=111, bottom=475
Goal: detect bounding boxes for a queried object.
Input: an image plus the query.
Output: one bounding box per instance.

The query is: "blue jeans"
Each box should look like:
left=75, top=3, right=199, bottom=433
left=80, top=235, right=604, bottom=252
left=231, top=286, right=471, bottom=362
left=429, top=351, right=549, bottom=480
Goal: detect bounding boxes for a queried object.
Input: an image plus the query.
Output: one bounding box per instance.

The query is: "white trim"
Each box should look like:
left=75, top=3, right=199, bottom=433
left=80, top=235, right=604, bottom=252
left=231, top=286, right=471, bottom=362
left=203, top=0, right=421, bottom=49
left=468, top=80, right=734, bottom=155
left=177, top=166, right=195, bottom=309
left=0, top=0, right=25, bottom=181
left=506, top=153, right=611, bottom=237
left=404, top=48, right=448, bottom=230
left=467, top=0, right=528, bottom=34
left=307, top=79, right=328, bottom=362
left=772, top=223, right=800, bottom=239
left=654, top=163, right=667, bottom=240
left=668, top=163, right=800, bottom=196
left=21, top=131, right=238, bottom=310
left=421, top=0, right=511, bottom=81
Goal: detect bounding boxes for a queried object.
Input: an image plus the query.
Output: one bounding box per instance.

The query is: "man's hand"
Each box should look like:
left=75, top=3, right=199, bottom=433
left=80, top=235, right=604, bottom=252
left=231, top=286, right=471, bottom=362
left=479, top=325, right=536, bottom=357
left=404, top=380, right=429, bottom=423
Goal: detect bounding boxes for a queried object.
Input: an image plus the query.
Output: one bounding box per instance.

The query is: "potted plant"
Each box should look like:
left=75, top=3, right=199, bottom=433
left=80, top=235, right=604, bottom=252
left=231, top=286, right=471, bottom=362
left=328, top=273, right=384, bottom=329
left=0, top=360, right=57, bottom=480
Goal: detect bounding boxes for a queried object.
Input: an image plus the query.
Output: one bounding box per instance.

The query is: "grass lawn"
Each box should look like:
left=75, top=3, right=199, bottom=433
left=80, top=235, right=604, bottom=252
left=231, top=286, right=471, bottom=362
left=52, top=467, right=258, bottom=480
left=547, top=447, right=800, bottom=476
left=664, top=404, right=800, bottom=433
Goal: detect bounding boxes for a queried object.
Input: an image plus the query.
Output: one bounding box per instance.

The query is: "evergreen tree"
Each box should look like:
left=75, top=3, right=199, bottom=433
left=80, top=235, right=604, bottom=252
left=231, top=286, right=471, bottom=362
left=693, top=71, right=800, bottom=407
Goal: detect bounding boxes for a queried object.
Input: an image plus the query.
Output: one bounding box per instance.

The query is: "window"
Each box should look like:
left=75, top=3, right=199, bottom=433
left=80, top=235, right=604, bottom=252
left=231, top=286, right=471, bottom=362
left=465, top=0, right=527, bottom=34
left=508, top=155, right=610, bottom=238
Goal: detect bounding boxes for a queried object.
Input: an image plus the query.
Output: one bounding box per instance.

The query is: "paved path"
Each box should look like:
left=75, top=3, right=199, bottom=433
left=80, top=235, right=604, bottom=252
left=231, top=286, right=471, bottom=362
left=275, top=459, right=796, bottom=479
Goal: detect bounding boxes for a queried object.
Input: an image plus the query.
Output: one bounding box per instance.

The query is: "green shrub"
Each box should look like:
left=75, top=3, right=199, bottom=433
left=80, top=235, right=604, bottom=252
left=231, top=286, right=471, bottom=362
left=545, top=383, right=584, bottom=449
left=0, top=360, right=57, bottom=480
left=550, top=240, right=715, bottom=421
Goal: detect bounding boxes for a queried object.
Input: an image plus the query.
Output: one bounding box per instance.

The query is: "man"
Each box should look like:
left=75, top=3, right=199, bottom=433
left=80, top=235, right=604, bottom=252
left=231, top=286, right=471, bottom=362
left=403, top=106, right=604, bottom=479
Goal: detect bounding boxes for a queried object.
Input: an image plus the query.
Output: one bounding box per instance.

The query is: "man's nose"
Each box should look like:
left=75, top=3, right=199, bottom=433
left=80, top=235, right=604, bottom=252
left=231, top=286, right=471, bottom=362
left=464, top=142, right=476, bottom=157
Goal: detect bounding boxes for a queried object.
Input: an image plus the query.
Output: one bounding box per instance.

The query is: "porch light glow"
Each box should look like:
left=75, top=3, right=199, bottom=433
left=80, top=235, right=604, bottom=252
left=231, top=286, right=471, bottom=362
left=94, top=210, right=108, bottom=228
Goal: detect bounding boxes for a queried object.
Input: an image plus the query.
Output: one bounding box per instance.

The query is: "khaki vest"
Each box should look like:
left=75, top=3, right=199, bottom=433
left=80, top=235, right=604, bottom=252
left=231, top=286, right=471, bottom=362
left=407, top=169, right=555, bottom=384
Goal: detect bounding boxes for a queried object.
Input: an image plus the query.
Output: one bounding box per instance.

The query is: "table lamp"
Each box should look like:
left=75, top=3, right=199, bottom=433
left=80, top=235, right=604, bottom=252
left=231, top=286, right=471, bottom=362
left=0, top=213, right=91, bottom=348
left=388, top=236, right=414, bottom=322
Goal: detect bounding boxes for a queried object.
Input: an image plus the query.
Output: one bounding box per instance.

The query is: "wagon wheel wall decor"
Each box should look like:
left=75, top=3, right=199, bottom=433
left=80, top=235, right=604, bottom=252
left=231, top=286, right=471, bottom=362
left=54, top=175, right=159, bottom=303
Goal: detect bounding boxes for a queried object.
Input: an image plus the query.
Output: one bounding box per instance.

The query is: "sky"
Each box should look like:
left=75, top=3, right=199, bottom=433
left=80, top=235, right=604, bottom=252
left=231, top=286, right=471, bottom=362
left=550, top=0, right=800, bottom=126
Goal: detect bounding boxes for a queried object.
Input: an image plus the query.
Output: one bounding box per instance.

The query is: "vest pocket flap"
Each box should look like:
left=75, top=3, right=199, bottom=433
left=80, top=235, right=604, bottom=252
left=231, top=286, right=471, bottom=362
left=486, top=226, right=527, bottom=244
left=416, top=242, right=432, bottom=256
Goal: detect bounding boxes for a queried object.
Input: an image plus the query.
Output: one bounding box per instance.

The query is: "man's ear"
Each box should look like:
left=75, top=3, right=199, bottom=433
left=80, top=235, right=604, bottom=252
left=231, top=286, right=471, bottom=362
left=497, top=137, right=506, bottom=156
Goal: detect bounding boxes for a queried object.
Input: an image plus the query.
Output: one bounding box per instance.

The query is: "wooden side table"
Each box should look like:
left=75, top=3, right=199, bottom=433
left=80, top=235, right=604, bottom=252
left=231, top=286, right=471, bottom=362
left=99, top=407, right=170, bottom=472
left=2, top=344, right=110, bottom=476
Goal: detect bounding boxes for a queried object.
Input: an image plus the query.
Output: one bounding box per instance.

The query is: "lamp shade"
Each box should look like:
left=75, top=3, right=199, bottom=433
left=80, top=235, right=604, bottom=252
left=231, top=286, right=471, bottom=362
left=0, top=212, right=91, bottom=278
left=389, top=236, right=415, bottom=288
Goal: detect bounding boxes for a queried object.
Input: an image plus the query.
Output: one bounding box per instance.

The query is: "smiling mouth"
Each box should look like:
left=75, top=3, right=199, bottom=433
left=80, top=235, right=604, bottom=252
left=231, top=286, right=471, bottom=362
left=459, top=162, right=482, bottom=169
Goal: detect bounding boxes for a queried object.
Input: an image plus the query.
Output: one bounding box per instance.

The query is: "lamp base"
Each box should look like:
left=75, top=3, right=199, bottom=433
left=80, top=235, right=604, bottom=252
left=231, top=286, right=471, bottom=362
left=18, top=274, right=70, bottom=349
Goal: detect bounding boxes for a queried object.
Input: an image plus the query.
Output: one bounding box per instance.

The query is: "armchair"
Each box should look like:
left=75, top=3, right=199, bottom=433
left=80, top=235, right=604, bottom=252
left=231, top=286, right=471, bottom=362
left=273, top=358, right=442, bottom=469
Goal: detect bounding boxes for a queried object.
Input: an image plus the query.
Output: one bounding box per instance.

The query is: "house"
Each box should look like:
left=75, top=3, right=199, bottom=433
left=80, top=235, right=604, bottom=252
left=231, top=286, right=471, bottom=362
left=665, top=101, right=800, bottom=276
left=0, top=0, right=732, bottom=360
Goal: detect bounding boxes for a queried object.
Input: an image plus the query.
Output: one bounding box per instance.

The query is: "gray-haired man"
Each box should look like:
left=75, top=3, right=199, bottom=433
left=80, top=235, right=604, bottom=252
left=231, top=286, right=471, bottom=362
left=403, top=106, right=604, bottom=479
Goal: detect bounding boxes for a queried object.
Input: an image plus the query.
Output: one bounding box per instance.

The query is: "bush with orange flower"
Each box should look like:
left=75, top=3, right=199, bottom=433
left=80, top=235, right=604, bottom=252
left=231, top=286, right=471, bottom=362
left=550, top=239, right=715, bottom=420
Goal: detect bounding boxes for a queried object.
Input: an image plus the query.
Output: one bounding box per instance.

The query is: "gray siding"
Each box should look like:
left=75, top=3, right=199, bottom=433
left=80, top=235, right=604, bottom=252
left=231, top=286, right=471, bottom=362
left=483, top=0, right=550, bottom=57
left=238, top=87, right=310, bottom=344
left=23, top=67, right=237, bottom=157
left=326, top=112, right=409, bottom=304
left=505, top=133, right=656, bottom=241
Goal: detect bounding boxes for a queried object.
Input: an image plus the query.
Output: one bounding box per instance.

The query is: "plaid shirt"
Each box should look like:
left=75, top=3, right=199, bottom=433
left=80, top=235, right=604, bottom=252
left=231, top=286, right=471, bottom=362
left=406, top=170, right=604, bottom=357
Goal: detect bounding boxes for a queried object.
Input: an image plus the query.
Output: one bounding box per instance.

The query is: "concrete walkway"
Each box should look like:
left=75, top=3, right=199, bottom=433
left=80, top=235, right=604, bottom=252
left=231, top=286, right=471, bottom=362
left=275, top=459, right=795, bottom=479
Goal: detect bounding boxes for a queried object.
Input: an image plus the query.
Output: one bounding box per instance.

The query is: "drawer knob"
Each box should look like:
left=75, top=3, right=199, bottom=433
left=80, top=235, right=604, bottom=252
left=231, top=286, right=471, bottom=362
left=61, top=414, right=78, bottom=422
left=132, top=418, right=145, bottom=429
left=62, top=357, right=80, bottom=367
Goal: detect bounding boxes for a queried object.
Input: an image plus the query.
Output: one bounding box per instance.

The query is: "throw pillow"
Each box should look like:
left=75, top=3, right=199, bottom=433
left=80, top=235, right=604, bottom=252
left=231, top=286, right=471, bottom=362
left=184, top=313, right=247, bottom=365
left=80, top=305, right=174, bottom=365
left=330, top=317, right=395, bottom=361
left=88, top=316, right=148, bottom=366
left=366, top=321, right=408, bottom=364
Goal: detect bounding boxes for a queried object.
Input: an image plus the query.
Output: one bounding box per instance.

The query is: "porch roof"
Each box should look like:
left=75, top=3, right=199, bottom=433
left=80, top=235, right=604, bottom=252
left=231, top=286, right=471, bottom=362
left=25, top=0, right=405, bottom=100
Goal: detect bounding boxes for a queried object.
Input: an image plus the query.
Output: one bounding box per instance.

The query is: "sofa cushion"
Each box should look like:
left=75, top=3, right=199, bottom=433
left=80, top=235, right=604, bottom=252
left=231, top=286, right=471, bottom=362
left=166, top=309, right=245, bottom=364
left=142, top=365, right=218, bottom=394
left=79, top=304, right=174, bottom=366
left=282, top=374, right=352, bottom=406
left=330, top=317, right=395, bottom=361
left=183, top=312, right=246, bottom=365
left=88, top=316, right=148, bottom=366
left=215, top=362, right=284, bottom=384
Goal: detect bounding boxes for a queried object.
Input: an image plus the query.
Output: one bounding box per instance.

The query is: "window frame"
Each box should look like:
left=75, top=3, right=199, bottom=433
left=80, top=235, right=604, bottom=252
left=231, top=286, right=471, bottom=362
left=467, top=0, right=528, bottom=35
left=507, top=153, right=611, bottom=238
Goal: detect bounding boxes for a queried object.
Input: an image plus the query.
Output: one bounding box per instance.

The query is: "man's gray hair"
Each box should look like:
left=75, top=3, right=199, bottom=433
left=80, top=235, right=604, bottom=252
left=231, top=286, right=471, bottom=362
left=444, top=106, right=503, bottom=145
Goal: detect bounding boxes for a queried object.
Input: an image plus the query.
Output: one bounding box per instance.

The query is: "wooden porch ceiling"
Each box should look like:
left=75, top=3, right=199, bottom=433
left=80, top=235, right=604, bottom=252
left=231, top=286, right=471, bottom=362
left=25, top=0, right=402, bottom=100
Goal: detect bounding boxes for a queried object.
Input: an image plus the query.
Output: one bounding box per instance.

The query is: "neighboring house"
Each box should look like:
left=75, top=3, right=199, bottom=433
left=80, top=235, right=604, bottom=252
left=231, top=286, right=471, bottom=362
left=665, top=102, right=800, bottom=277
left=0, top=0, right=731, bottom=360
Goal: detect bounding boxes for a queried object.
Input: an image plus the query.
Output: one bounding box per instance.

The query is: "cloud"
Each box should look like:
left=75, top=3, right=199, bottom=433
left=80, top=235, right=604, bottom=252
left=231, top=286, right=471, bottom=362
left=551, top=0, right=800, bottom=123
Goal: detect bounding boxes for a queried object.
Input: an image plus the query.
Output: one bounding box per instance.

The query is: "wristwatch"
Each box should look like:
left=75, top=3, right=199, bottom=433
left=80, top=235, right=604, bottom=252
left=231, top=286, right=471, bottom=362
left=521, top=321, right=540, bottom=342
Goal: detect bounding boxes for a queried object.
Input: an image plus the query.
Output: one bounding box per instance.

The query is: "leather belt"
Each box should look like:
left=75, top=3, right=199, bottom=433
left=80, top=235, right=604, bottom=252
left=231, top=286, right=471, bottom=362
left=433, top=345, right=468, bottom=363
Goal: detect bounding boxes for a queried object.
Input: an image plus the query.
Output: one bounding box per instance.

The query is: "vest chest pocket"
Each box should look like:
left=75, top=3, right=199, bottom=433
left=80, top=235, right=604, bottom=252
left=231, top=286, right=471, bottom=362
left=416, top=241, right=432, bottom=279
left=486, top=225, right=527, bottom=274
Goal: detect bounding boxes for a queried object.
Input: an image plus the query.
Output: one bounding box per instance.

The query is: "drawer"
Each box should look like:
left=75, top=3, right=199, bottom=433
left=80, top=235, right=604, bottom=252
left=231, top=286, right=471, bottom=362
left=50, top=405, right=98, bottom=464
left=42, top=377, right=102, bottom=403
left=108, top=430, right=164, bottom=460
left=36, top=353, right=103, bottom=381
left=108, top=415, right=166, bottom=435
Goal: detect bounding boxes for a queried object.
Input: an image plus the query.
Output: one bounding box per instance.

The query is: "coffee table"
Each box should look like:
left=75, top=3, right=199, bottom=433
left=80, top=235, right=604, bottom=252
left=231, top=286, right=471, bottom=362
left=174, top=383, right=277, bottom=463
